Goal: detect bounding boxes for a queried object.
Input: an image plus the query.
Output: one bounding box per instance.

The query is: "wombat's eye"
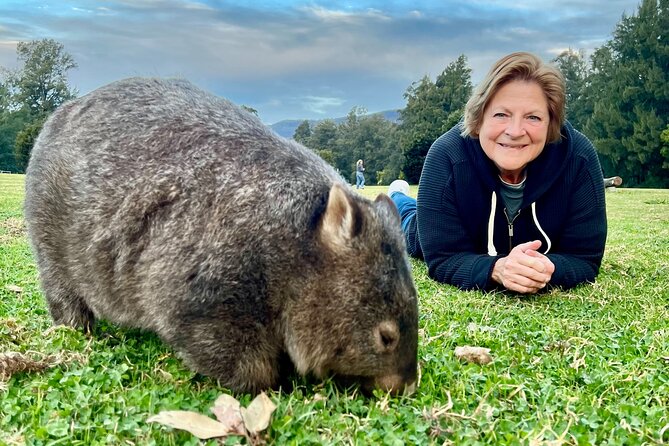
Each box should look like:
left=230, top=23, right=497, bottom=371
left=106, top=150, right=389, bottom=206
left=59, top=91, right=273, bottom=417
left=374, top=320, right=399, bottom=353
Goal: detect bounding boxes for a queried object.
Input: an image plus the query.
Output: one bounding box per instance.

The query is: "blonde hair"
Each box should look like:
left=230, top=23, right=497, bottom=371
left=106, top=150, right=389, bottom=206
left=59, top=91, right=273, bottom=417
left=462, top=52, right=566, bottom=143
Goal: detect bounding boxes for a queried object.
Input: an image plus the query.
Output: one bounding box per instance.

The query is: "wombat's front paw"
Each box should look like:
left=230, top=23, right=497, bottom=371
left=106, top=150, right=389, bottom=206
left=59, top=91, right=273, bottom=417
left=48, top=301, right=95, bottom=333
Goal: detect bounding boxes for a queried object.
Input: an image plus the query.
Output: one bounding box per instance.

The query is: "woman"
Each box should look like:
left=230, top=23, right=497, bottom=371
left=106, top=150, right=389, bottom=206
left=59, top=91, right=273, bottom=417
left=355, top=159, right=365, bottom=189
left=389, top=52, right=607, bottom=293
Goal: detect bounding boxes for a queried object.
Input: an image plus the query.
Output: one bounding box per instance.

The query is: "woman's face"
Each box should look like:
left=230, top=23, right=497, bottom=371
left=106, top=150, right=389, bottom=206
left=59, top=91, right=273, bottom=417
left=478, top=80, right=550, bottom=184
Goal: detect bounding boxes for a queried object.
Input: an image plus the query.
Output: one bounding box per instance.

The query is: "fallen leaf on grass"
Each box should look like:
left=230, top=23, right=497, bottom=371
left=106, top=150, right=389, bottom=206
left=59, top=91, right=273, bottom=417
left=148, top=411, right=230, bottom=439
left=149, top=391, right=277, bottom=440
left=454, top=346, right=493, bottom=365
left=241, top=391, right=277, bottom=434
left=211, top=393, right=245, bottom=436
left=4, top=285, right=23, bottom=293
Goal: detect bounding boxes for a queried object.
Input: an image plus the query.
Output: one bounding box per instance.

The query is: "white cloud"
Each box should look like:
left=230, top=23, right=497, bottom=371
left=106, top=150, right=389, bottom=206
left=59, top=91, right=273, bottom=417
left=0, top=0, right=643, bottom=123
left=302, top=5, right=390, bottom=23
left=302, top=95, right=346, bottom=114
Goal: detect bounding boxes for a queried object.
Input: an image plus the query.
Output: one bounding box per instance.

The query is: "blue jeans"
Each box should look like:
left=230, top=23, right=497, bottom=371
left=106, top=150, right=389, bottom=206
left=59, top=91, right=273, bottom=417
left=356, top=171, right=365, bottom=189
left=390, top=192, right=422, bottom=258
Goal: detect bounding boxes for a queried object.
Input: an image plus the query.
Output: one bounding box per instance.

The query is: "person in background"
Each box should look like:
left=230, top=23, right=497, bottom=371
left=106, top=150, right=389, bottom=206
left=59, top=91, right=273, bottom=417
left=356, top=159, right=365, bottom=189
left=388, top=51, right=607, bottom=293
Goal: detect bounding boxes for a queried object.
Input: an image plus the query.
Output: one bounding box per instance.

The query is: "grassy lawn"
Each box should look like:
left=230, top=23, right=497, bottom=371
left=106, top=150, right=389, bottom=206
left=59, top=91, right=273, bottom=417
left=1, top=173, right=668, bottom=445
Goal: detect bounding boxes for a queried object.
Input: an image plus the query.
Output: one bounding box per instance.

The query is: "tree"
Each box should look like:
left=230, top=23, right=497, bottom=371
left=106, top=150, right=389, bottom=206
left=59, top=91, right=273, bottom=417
left=660, top=125, right=669, bottom=172
left=335, top=107, right=401, bottom=185
left=398, top=76, right=438, bottom=184
left=293, top=120, right=312, bottom=145
left=304, top=119, right=339, bottom=172
left=0, top=108, right=29, bottom=172
left=307, top=119, right=338, bottom=152
left=14, top=117, right=45, bottom=169
left=552, top=49, right=590, bottom=130
left=294, top=108, right=402, bottom=185
left=398, top=55, right=472, bottom=183
left=434, top=54, right=473, bottom=130
left=3, top=39, right=77, bottom=171
left=9, top=39, right=77, bottom=116
left=334, top=107, right=367, bottom=182
left=0, top=82, right=15, bottom=171
left=584, top=0, right=669, bottom=187
left=0, top=81, right=9, bottom=113
left=0, top=81, right=29, bottom=172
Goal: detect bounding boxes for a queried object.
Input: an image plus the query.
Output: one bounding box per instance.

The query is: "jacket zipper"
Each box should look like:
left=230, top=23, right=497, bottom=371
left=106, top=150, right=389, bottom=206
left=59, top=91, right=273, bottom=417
left=503, top=208, right=521, bottom=253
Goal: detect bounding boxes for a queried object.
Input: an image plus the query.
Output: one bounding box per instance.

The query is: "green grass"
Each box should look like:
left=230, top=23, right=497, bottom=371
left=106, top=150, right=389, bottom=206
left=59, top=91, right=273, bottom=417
left=2, top=174, right=668, bottom=445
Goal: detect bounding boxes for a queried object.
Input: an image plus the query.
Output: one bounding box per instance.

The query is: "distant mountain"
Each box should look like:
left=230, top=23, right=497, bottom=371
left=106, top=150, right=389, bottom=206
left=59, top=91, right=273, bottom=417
left=269, top=109, right=401, bottom=139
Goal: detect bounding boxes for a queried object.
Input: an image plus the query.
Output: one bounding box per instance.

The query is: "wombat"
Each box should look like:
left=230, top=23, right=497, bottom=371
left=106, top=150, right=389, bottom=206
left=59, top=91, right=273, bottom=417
left=24, top=78, right=418, bottom=395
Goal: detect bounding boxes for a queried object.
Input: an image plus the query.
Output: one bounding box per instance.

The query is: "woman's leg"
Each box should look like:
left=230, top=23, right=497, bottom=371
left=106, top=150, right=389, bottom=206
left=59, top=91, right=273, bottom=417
left=389, top=189, right=422, bottom=259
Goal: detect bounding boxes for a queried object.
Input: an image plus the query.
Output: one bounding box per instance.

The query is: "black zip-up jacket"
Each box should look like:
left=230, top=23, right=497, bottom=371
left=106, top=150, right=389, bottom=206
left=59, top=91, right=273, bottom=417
left=414, top=121, right=607, bottom=290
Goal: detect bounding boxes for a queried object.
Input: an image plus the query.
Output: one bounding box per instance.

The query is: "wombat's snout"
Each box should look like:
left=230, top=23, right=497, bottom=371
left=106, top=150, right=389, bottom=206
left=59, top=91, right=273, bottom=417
left=372, top=373, right=417, bottom=396
left=368, top=320, right=418, bottom=396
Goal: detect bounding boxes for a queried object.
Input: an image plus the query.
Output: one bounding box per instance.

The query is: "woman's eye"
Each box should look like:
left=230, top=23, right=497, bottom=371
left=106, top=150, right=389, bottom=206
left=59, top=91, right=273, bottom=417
left=493, top=112, right=507, bottom=118
left=528, top=115, right=541, bottom=121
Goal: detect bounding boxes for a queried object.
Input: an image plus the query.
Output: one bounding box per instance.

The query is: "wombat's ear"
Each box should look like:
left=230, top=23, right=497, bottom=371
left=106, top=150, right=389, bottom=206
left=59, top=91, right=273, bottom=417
left=375, top=193, right=400, bottom=223
left=320, top=183, right=362, bottom=247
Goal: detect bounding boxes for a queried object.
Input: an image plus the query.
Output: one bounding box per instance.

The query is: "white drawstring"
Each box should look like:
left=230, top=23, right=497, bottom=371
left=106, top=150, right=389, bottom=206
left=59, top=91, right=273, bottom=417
left=487, top=191, right=551, bottom=255
left=487, top=191, right=497, bottom=256
left=531, top=202, right=551, bottom=254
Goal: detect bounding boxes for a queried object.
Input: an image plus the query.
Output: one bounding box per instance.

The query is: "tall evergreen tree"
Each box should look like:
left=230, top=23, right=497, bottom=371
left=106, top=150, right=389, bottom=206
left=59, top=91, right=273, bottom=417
left=552, top=49, right=590, bottom=131
left=397, top=75, right=438, bottom=184
left=13, top=117, right=45, bottom=170
left=585, top=0, right=668, bottom=187
left=335, top=108, right=400, bottom=185
left=398, top=55, right=472, bottom=183
left=305, top=119, right=339, bottom=173
left=293, top=120, right=312, bottom=145
left=0, top=81, right=18, bottom=171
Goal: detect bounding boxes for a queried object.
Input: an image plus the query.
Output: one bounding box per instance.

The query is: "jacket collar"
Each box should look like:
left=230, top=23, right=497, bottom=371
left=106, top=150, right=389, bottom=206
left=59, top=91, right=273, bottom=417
left=464, top=121, right=575, bottom=205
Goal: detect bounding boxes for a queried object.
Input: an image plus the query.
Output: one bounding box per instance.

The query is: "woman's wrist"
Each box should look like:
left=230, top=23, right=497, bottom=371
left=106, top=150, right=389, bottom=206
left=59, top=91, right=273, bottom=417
left=491, top=258, right=506, bottom=285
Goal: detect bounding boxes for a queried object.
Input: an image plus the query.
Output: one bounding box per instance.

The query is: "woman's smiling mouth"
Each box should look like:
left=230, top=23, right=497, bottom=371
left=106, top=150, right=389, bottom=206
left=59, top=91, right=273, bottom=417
left=497, top=142, right=528, bottom=149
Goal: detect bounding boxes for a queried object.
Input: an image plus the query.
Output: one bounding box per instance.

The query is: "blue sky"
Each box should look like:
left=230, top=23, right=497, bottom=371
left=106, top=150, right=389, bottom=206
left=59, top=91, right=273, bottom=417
left=0, top=0, right=641, bottom=124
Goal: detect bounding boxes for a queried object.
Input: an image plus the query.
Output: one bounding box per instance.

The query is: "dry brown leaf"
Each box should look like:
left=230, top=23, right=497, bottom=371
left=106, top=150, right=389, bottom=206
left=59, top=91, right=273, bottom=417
left=241, top=391, right=277, bottom=434
left=211, top=394, right=245, bottom=436
left=148, top=410, right=229, bottom=439
left=213, top=393, right=241, bottom=411
left=454, top=345, right=493, bottom=365
left=5, top=285, right=23, bottom=293
left=149, top=392, right=277, bottom=440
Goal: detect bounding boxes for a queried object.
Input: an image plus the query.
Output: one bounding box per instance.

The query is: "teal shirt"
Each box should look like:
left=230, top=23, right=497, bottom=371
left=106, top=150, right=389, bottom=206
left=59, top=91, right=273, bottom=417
left=499, top=176, right=525, bottom=219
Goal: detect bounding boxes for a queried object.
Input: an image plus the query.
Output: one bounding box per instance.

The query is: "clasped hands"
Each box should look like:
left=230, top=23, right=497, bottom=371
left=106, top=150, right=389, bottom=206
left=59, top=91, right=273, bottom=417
left=492, top=240, right=555, bottom=294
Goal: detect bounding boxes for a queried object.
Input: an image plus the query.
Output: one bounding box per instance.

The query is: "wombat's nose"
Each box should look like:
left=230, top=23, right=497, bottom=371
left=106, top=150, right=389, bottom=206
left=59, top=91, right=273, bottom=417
left=374, top=373, right=417, bottom=396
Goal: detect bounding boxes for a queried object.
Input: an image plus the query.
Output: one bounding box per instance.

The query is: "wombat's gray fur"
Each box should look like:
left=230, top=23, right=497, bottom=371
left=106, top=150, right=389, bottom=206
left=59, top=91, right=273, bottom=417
left=24, top=78, right=418, bottom=394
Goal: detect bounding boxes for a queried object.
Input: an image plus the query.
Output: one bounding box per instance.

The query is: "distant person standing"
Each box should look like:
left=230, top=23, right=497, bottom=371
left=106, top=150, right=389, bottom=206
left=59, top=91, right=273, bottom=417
left=356, top=159, right=365, bottom=189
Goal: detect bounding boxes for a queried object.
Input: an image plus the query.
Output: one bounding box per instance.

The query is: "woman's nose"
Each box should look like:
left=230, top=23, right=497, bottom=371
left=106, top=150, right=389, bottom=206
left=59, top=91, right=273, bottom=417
left=505, top=118, right=526, bottom=137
